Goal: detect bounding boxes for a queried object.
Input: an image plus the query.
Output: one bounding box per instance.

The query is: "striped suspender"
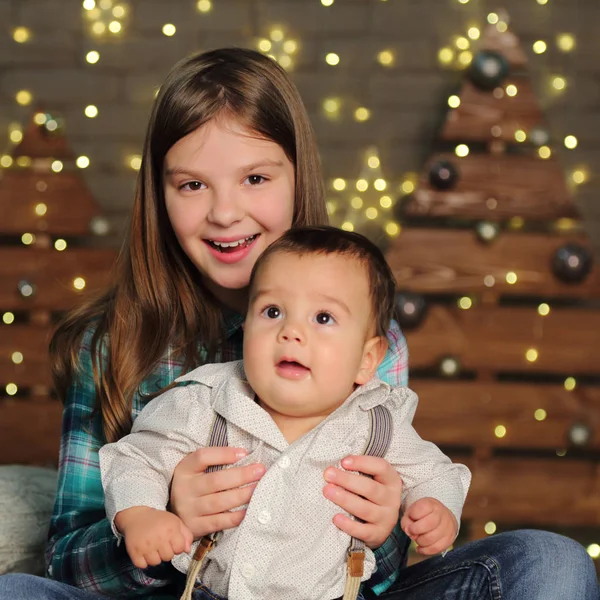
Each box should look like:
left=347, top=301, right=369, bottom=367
left=181, top=405, right=394, bottom=600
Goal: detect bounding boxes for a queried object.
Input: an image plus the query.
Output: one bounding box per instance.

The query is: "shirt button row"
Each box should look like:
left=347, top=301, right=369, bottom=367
left=241, top=563, right=256, bottom=579
left=257, top=510, right=271, bottom=524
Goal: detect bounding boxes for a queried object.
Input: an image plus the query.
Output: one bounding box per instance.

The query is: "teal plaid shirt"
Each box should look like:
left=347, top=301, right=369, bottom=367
left=46, top=314, right=409, bottom=598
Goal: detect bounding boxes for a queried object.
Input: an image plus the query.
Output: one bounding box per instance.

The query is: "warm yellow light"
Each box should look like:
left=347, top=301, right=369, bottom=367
left=35, top=203, right=47, bottom=216
left=496, top=21, right=508, bottom=33
left=85, top=104, right=99, bottom=118
left=533, top=40, right=547, bottom=54
left=76, top=156, right=90, bottom=169
left=538, top=303, right=550, bottom=316
left=10, top=130, right=23, bottom=144
left=323, top=97, right=341, bottom=114
left=556, top=449, right=567, bottom=457
left=385, top=222, right=401, bottom=237
left=564, top=135, right=578, bottom=149
left=13, top=27, right=31, bottom=43
left=458, top=297, right=472, bottom=310
left=321, top=0, right=334, bottom=5
left=21, top=233, right=35, bottom=245
left=487, top=12, right=499, bottom=24
left=356, top=179, right=368, bottom=192
left=108, top=20, right=121, bottom=33
left=534, top=408, right=547, bottom=421
left=587, top=544, right=600, bottom=559
left=515, top=130, right=527, bottom=142
left=365, top=207, right=378, bottom=220
left=279, top=54, right=292, bottom=69
left=368, top=156, right=380, bottom=169
left=564, top=377, right=577, bottom=391
left=572, top=169, right=588, bottom=185
left=0, top=155, right=13, bottom=168
left=485, top=521, right=497, bottom=534
left=283, top=40, right=297, bottom=54
left=162, top=24, right=176, bottom=36
left=325, top=52, right=340, bottom=66
left=270, top=28, right=284, bottom=42
left=557, top=34, right=576, bottom=52
left=112, top=5, right=126, bottom=17
left=197, top=0, right=212, bottom=11
left=354, top=107, right=371, bottom=122
left=129, top=155, right=142, bottom=170
left=86, top=50, right=100, bottom=63
left=83, top=0, right=96, bottom=8
left=526, top=348, right=539, bottom=362
left=401, top=180, right=415, bottom=194
left=455, top=36, right=470, bottom=50
left=16, top=156, right=31, bottom=167
left=258, top=39, right=272, bottom=52
left=380, top=195, right=393, bottom=208
left=341, top=221, right=354, bottom=232
left=458, top=51, right=473, bottom=66
left=2, top=312, right=15, bottom=325
left=16, top=90, right=32, bottom=106
left=537, top=0, right=548, bottom=4
left=374, top=178, right=387, bottom=191
left=6, top=383, right=18, bottom=396
left=377, top=50, right=394, bottom=66
left=92, top=22, right=106, bottom=35
left=538, top=146, right=551, bottom=159
left=448, top=95, right=461, bottom=108
left=506, top=84, right=518, bottom=97
left=455, top=144, right=470, bottom=157
left=506, top=272, right=517, bottom=285
left=438, top=47, right=454, bottom=65
left=51, top=160, right=64, bottom=173
left=457, top=0, right=470, bottom=3
left=11, top=352, right=24, bottom=365
left=494, top=426, right=506, bottom=438
left=350, top=197, right=363, bottom=209
left=54, top=239, right=68, bottom=251
left=467, top=27, right=480, bottom=40
left=73, top=277, right=87, bottom=291
left=332, top=178, right=346, bottom=191
left=552, top=76, right=566, bottom=90
left=326, top=201, right=336, bottom=216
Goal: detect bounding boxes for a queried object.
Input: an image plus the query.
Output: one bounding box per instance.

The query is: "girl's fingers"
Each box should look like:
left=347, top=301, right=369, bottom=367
left=191, top=464, right=265, bottom=496
left=188, top=509, right=247, bottom=539
left=341, top=456, right=403, bottom=490
left=323, top=483, right=381, bottom=524
left=194, top=482, right=257, bottom=516
left=179, top=447, right=249, bottom=475
left=331, top=514, right=381, bottom=547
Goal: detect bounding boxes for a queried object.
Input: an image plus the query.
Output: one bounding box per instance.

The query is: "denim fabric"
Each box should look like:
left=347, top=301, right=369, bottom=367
left=0, top=574, right=106, bottom=600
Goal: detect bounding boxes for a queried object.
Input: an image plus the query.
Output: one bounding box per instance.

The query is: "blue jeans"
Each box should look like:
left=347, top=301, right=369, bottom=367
left=0, top=531, right=597, bottom=599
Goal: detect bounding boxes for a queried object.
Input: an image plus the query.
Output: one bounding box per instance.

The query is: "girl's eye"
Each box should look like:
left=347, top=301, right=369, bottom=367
left=180, top=181, right=204, bottom=191
left=262, top=306, right=282, bottom=319
left=246, top=175, right=266, bottom=186
left=315, top=312, right=335, bottom=325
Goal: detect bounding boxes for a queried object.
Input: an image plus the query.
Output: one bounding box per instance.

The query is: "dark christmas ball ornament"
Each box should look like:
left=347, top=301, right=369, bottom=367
left=551, top=243, right=593, bottom=283
left=428, top=159, right=460, bottom=190
left=395, top=292, right=428, bottom=330
left=475, top=221, right=501, bottom=244
left=469, top=50, right=510, bottom=91
left=567, top=422, right=593, bottom=447
left=17, top=280, right=36, bottom=298
left=439, top=356, right=461, bottom=378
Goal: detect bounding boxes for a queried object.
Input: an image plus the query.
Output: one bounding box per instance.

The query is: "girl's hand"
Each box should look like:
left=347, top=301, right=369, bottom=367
left=170, top=447, right=266, bottom=539
left=323, top=455, right=402, bottom=549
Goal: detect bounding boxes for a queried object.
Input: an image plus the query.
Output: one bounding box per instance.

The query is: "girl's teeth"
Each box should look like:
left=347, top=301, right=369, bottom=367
left=211, top=235, right=256, bottom=249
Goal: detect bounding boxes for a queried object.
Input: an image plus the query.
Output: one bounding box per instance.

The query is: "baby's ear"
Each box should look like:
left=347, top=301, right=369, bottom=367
left=355, top=336, right=387, bottom=385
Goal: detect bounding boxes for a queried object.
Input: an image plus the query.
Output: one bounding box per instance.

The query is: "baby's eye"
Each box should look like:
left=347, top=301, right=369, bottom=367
left=245, top=175, right=266, bottom=186
left=261, top=306, right=282, bottom=319
left=180, top=181, right=204, bottom=191
left=315, top=312, right=335, bottom=325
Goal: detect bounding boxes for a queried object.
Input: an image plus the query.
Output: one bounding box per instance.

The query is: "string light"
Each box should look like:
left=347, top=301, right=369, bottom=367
left=515, top=130, right=527, bottom=142
left=73, top=277, right=87, bottom=291
left=374, top=178, right=387, bottom=191
left=325, top=52, right=340, bottom=66
left=401, top=180, right=415, bottom=194
left=485, top=522, right=497, bottom=534
left=351, top=197, right=363, bottom=209
left=438, top=48, right=454, bottom=65
left=11, top=352, right=24, bottom=365
left=487, top=13, right=499, bottom=24
left=10, top=129, right=23, bottom=144
left=368, top=156, right=380, bottom=169
left=564, top=135, right=578, bottom=149
left=448, top=95, right=461, bottom=108
left=533, top=40, right=547, bottom=54
left=365, top=207, right=378, bottom=220
left=379, top=195, right=392, bottom=208
left=385, top=222, right=400, bottom=237
left=6, top=384, right=18, bottom=396
left=162, top=24, right=176, bottom=36
left=506, top=84, right=518, bottom=97
left=2, top=312, right=15, bottom=325
left=196, top=0, right=212, bottom=11
left=85, top=105, right=99, bottom=118
left=587, top=545, right=600, bottom=559
left=534, top=409, right=547, bottom=421
left=455, top=144, right=470, bottom=157
left=538, top=146, right=552, bottom=159
left=128, top=155, right=142, bottom=170
left=467, top=27, right=480, bottom=40
left=51, top=160, right=64, bottom=173
left=494, top=426, right=506, bottom=438
left=538, top=303, right=550, bottom=316
left=564, top=377, right=577, bottom=391
left=552, top=76, right=566, bottom=91
left=356, top=179, right=368, bottom=192
left=571, top=168, right=588, bottom=185
left=333, top=178, right=346, bottom=191
left=35, top=203, right=47, bottom=216
left=21, top=233, right=35, bottom=245
left=354, top=107, right=371, bottom=122
left=54, top=239, right=68, bottom=251
left=0, top=155, right=13, bottom=168
left=16, top=90, right=33, bottom=106
left=557, top=33, right=576, bottom=52
left=458, top=297, right=472, bottom=310
left=321, top=0, right=334, bottom=5
left=377, top=50, right=395, bottom=66
left=13, top=27, right=31, bottom=43
left=86, top=50, right=100, bottom=63
left=526, top=348, right=539, bottom=362
left=506, top=272, right=518, bottom=284
left=341, top=222, right=354, bottom=232
left=76, top=156, right=90, bottom=168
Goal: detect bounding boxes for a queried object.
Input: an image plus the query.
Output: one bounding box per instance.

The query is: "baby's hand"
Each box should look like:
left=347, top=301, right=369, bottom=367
left=115, top=506, right=193, bottom=569
left=400, top=497, right=457, bottom=556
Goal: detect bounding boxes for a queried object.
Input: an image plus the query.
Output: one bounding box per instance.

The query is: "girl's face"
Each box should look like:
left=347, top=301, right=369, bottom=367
left=163, top=116, right=295, bottom=311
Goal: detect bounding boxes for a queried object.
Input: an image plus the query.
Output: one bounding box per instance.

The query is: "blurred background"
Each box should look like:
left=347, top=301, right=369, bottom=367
left=1, top=0, right=599, bottom=575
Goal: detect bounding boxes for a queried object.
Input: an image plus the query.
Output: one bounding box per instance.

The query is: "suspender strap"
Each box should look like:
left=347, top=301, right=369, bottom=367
left=181, top=406, right=394, bottom=600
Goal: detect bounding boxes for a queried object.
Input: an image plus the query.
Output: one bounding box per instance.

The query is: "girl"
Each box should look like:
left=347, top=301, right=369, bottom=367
left=0, top=48, right=596, bottom=600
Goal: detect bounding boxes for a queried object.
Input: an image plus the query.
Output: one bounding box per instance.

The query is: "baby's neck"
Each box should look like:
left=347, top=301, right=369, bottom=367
left=257, top=402, right=330, bottom=444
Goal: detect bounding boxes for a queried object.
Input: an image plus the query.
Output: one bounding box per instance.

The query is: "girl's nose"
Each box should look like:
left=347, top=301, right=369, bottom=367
left=206, top=189, right=244, bottom=227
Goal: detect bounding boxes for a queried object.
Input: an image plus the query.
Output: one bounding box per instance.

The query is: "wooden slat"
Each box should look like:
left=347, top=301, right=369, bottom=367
left=405, top=304, right=600, bottom=374
left=460, top=457, right=600, bottom=527
left=0, top=247, right=115, bottom=310
left=386, top=229, right=600, bottom=298
left=0, top=170, right=100, bottom=235
left=403, top=153, right=578, bottom=221
left=441, top=79, right=546, bottom=143
left=0, top=398, right=62, bottom=465
left=411, top=381, right=600, bottom=450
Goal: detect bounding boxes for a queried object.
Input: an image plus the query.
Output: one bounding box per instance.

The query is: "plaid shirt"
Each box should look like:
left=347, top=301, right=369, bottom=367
left=46, top=314, right=409, bottom=599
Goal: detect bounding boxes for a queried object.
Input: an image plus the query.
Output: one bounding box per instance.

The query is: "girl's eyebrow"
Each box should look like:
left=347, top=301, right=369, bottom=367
left=164, top=159, right=284, bottom=179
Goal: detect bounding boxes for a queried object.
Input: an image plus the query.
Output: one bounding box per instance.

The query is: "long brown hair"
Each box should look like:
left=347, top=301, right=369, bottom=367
left=50, top=48, right=328, bottom=443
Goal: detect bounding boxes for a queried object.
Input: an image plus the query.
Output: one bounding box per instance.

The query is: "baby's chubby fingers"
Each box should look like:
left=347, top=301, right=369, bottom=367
left=403, top=511, right=440, bottom=538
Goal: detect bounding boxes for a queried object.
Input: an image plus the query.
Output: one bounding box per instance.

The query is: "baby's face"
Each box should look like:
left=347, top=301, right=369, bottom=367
left=243, top=251, right=378, bottom=421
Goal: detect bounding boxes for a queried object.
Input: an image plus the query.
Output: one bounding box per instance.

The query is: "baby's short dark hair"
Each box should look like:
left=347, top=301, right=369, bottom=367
left=249, top=226, right=396, bottom=338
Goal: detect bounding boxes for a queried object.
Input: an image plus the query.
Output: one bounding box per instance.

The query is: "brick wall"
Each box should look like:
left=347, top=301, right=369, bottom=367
left=1, top=0, right=598, bottom=251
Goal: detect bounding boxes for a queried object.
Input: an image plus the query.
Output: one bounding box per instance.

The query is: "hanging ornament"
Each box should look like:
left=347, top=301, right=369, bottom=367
left=551, top=243, right=593, bottom=283
left=469, top=50, right=510, bottom=91
left=395, top=292, right=428, bottom=330
left=475, top=221, right=501, bottom=243
left=428, top=159, right=459, bottom=190
left=567, top=422, right=592, bottom=447
left=439, top=356, right=461, bottom=378
left=17, top=280, right=36, bottom=298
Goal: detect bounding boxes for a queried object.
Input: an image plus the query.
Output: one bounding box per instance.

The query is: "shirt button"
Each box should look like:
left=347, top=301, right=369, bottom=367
left=257, top=510, right=271, bottom=524
left=278, top=456, right=291, bottom=469
left=241, top=563, right=255, bottom=579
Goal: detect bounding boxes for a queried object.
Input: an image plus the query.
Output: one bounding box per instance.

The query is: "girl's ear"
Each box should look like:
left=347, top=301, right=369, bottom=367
left=355, top=336, right=388, bottom=385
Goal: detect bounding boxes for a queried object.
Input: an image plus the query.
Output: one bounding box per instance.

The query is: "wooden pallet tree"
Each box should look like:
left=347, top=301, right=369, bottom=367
left=0, top=111, right=116, bottom=465
left=388, top=16, right=600, bottom=541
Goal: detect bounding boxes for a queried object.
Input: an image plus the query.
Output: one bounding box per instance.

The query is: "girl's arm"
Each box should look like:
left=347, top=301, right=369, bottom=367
left=45, top=332, right=178, bottom=598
